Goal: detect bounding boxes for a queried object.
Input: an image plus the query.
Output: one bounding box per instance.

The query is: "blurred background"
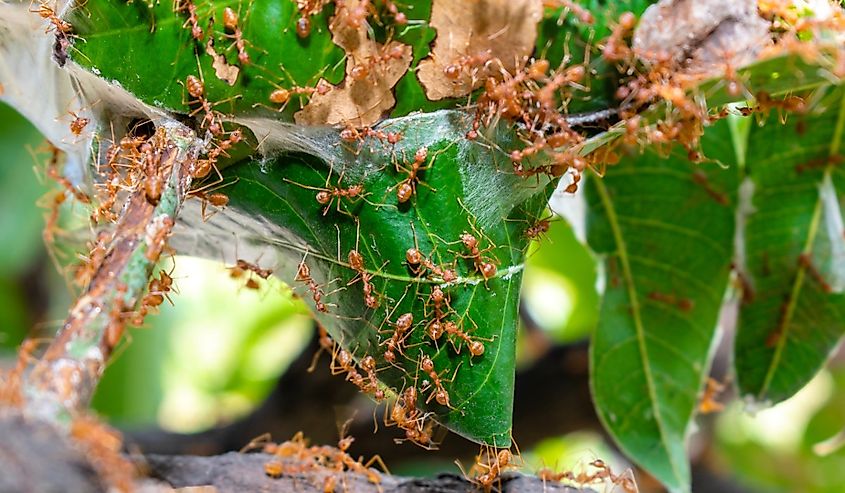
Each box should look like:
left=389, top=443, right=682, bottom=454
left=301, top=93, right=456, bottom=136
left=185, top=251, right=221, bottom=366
left=2, top=99, right=845, bottom=492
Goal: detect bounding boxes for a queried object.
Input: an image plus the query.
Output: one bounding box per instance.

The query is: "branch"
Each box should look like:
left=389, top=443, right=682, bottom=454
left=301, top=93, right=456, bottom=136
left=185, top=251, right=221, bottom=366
left=144, top=452, right=592, bottom=493
left=23, top=121, right=202, bottom=423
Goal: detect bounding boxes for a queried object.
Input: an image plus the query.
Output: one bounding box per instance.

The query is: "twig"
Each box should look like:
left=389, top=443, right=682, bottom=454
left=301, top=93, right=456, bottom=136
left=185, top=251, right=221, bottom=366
left=24, top=121, right=203, bottom=424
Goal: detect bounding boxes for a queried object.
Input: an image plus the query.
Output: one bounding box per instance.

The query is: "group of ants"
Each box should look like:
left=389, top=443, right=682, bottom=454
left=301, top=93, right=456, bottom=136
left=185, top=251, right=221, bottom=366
left=21, top=0, right=840, bottom=491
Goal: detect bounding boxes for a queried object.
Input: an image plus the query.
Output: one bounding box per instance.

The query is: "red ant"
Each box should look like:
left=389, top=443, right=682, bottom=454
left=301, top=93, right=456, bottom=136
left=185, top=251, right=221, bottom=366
left=332, top=348, right=379, bottom=398
left=391, top=147, right=434, bottom=203
left=346, top=221, right=386, bottom=309
left=223, top=5, right=250, bottom=65
left=339, top=124, right=403, bottom=147
left=350, top=43, right=410, bottom=82
left=184, top=74, right=220, bottom=132
left=419, top=355, right=457, bottom=408
left=460, top=232, right=497, bottom=279
left=465, top=448, right=513, bottom=492
left=175, top=0, right=204, bottom=40
left=602, top=11, right=636, bottom=62
left=381, top=312, right=414, bottom=363
left=542, top=0, right=594, bottom=24
left=68, top=111, right=90, bottom=136
left=31, top=1, right=73, bottom=36
left=360, top=355, right=385, bottom=401
left=134, top=268, right=176, bottom=324
left=443, top=50, right=493, bottom=81
left=145, top=216, right=175, bottom=263
left=405, top=223, right=458, bottom=282
left=296, top=259, right=329, bottom=312
left=525, top=217, right=551, bottom=240
left=183, top=73, right=239, bottom=134
left=194, top=129, right=243, bottom=179
left=347, top=249, right=379, bottom=309
left=285, top=171, right=368, bottom=216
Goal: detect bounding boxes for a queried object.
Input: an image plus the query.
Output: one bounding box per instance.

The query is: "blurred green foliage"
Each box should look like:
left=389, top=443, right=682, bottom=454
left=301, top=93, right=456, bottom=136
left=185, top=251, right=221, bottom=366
left=716, top=364, right=845, bottom=493
left=0, top=103, right=52, bottom=353
left=523, top=216, right=599, bottom=343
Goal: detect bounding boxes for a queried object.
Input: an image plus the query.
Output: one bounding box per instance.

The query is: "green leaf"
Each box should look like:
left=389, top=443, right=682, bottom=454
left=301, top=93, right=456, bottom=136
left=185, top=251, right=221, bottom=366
left=735, top=87, right=845, bottom=404
left=586, top=120, right=740, bottom=492
left=67, top=1, right=345, bottom=120
left=176, top=110, right=551, bottom=445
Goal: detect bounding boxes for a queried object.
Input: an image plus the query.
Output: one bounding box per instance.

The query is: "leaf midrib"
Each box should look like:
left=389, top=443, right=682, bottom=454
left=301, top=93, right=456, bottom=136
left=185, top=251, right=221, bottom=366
left=758, top=92, right=845, bottom=397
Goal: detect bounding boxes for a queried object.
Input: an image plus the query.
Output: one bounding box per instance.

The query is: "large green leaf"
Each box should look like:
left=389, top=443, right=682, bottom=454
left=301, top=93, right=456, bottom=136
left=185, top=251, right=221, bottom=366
left=65, top=0, right=598, bottom=121
left=173, top=110, right=551, bottom=444
left=735, top=87, right=845, bottom=404
left=586, top=120, right=740, bottom=492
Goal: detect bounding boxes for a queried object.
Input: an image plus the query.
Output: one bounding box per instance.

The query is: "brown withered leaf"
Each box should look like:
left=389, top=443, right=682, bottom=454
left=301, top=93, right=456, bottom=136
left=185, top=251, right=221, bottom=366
left=295, top=0, right=412, bottom=126
left=206, top=39, right=240, bottom=86
left=416, top=0, right=543, bottom=101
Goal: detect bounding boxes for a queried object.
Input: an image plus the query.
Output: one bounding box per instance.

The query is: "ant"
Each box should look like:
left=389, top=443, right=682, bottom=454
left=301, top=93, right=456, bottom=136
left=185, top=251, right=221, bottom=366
left=30, top=1, right=73, bottom=36
left=195, top=129, right=243, bottom=179
left=184, top=74, right=219, bottom=132
left=349, top=43, right=409, bottom=82
left=360, top=355, right=385, bottom=401
left=381, top=312, right=414, bottom=363
left=602, top=11, right=636, bottom=63
left=387, top=386, right=439, bottom=449
left=339, top=124, right=403, bottom=147
left=174, top=0, right=204, bottom=40
left=462, top=447, right=514, bottom=492
left=346, top=223, right=385, bottom=309
left=405, top=224, right=459, bottom=282
left=68, top=110, right=90, bottom=136
left=543, top=0, right=594, bottom=24
left=332, top=348, right=379, bottom=398
left=391, top=147, right=434, bottom=203
left=183, top=72, right=239, bottom=134
left=294, top=0, right=331, bottom=38
left=442, top=321, right=486, bottom=357
left=308, top=324, right=335, bottom=372
left=460, top=232, right=497, bottom=280
left=443, top=50, right=493, bottom=81
left=419, top=355, right=457, bottom=408
left=74, top=231, right=111, bottom=288
left=296, top=259, right=329, bottom=312
left=145, top=216, right=175, bottom=263
left=229, top=257, right=272, bottom=290
left=223, top=5, right=251, bottom=65
left=525, top=217, right=551, bottom=240
left=699, top=377, right=726, bottom=414
left=285, top=171, right=367, bottom=216
left=193, top=191, right=229, bottom=221
left=134, top=268, right=176, bottom=324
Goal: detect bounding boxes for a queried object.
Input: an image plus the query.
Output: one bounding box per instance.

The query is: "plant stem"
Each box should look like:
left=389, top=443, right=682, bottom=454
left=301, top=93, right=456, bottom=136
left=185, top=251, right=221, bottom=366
left=24, top=121, right=202, bottom=425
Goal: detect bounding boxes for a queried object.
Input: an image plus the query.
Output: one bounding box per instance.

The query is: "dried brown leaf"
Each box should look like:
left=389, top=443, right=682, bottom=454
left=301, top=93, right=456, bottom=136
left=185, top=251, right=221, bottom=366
left=206, top=39, right=240, bottom=86
left=295, top=0, right=412, bottom=126
left=416, top=0, right=543, bottom=101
